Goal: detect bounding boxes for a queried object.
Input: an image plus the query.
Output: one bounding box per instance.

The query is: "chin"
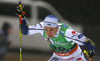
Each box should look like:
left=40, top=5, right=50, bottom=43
left=48, top=36, right=53, bottom=38
left=49, top=37, right=53, bottom=38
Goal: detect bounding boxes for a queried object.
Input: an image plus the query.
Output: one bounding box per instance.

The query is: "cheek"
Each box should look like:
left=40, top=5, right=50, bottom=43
left=51, top=31, right=56, bottom=35
left=45, top=31, right=47, bottom=33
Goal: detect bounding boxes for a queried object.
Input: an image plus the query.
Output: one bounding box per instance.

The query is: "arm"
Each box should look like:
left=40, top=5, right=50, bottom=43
left=65, top=27, right=95, bottom=58
left=16, top=3, right=44, bottom=35
left=21, top=18, right=44, bottom=35
left=21, top=18, right=28, bottom=35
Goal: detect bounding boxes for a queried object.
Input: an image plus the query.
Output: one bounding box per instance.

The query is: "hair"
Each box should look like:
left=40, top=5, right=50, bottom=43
left=2, top=22, right=12, bottom=34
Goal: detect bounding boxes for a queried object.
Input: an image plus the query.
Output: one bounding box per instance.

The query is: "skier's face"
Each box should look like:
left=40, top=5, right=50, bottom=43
left=44, top=26, right=58, bottom=38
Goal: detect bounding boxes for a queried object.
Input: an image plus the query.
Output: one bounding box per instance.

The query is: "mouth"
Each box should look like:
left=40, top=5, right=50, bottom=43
left=48, top=35, right=53, bottom=38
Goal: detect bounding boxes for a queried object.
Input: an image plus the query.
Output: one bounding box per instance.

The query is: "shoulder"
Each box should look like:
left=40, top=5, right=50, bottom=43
left=36, top=22, right=44, bottom=28
left=59, top=23, right=71, bottom=32
left=38, top=22, right=44, bottom=29
left=58, top=23, right=70, bottom=28
left=29, top=22, right=44, bottom=29
left=65, top=27, right=77, bottom=37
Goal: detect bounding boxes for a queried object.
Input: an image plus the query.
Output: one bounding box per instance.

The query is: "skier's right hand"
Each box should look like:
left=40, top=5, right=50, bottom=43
left=16, top=2, right=25, bottom=18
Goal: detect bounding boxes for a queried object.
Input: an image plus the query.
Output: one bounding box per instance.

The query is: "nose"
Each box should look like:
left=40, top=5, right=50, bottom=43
left=47, top=31, right=51, bottom=35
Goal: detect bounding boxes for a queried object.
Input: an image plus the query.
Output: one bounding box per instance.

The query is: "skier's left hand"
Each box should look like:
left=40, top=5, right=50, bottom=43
left=88, top=50, right=95, bottom=58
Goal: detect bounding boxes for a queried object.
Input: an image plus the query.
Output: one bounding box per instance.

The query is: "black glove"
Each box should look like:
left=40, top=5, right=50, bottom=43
left=16, top=3, right=25, bottom=18
left=88, top=50, right=95, bottom=58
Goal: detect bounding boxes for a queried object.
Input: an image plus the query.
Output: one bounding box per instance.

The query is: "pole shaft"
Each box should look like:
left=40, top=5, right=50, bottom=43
left=20, top=16, right=22, bottom=61
left=19, top=1, right=22, bottom=61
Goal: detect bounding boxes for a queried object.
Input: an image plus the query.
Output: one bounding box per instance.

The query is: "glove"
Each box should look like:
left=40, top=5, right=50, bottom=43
left=88, top=50, right=95, bottom=58
left=16, top=2, right=25, bottom=18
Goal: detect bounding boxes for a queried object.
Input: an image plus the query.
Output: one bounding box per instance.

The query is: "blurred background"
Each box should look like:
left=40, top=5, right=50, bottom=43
left=0, top=0, right=100, bottom=61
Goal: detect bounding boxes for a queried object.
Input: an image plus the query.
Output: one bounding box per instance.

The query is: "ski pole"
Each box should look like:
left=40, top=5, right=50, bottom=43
left=19, top=1, right=22, bottom=61
left=83, top=50, right=92, bottom=61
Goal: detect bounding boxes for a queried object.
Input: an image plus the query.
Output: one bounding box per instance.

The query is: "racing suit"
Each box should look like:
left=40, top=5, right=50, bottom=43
left=20, top=18, right=95, bottom=61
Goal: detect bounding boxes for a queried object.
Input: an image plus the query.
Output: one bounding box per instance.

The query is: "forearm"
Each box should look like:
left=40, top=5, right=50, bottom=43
left=20, top=18, right=28, bottom=35
left=85, top=39, right=95, bottom=51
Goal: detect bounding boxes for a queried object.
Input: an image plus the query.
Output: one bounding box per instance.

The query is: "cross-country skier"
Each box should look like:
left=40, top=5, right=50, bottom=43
left=16, top=6, right=95, bottom=61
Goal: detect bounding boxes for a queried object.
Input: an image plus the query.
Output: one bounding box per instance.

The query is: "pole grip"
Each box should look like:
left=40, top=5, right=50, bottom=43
left=83, top=50, right=92, bottom=61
